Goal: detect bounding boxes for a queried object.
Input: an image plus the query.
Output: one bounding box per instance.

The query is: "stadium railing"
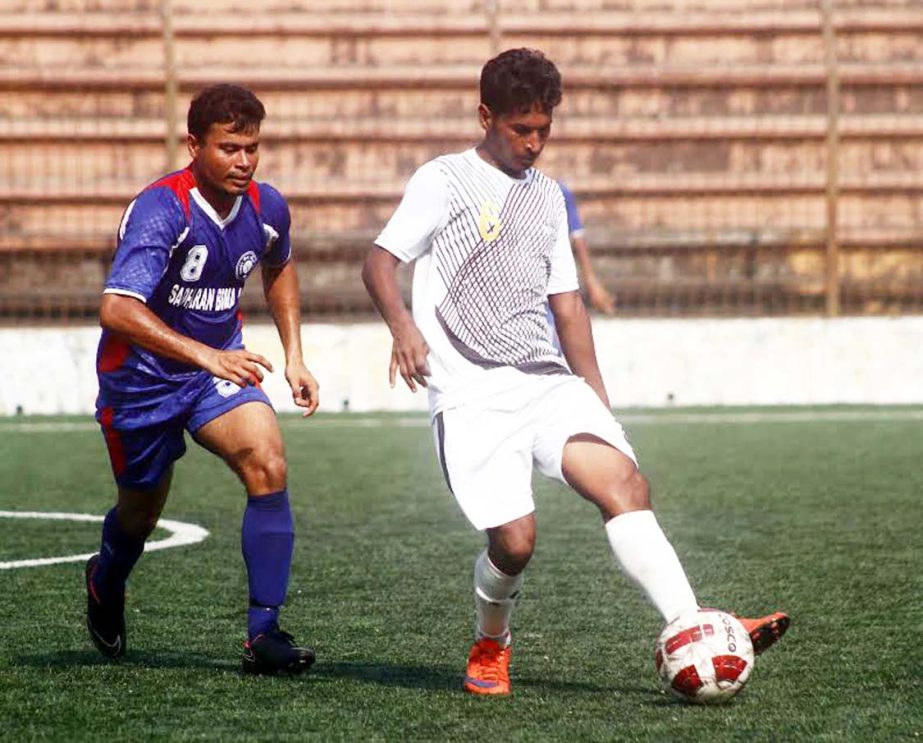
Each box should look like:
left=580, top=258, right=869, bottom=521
left=1, top=1, right=921, bottom=321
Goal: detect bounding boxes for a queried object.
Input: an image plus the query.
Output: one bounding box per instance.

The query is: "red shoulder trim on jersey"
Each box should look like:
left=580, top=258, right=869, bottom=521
left=247, top=180, right=261, bottom=214
left=147, top=165, right=196, bottom=220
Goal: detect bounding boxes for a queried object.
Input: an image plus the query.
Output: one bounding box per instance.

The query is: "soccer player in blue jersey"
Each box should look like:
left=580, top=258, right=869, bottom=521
left=546, top=182, right=616, bottom=350
left=86, top=84, right=318, bottom=675
left=558, top=182, right=615, bottom=315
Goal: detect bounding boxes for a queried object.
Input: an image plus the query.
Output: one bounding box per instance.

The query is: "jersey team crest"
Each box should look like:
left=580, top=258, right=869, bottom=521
left=236, top=251, right=259, bottom=280
left=477, top=201, right=502, bottom=243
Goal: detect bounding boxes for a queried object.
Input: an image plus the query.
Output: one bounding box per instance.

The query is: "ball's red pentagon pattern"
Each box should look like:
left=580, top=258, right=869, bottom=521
left=655, top=610, right=755, bottom=704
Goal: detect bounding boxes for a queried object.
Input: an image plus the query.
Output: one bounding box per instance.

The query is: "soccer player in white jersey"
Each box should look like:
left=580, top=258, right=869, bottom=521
left=362, top=49, right=789, bottom=696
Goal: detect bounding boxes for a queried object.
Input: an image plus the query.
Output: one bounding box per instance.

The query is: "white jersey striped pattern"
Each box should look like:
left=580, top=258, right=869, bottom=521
left=431, top=151, right=568, bottom=373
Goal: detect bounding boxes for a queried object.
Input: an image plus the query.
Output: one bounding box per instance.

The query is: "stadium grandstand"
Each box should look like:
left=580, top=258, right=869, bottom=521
left=1, top=0, right=921, bottom=320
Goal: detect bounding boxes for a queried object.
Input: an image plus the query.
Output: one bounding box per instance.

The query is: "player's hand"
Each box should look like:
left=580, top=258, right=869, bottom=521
left=285, top=360, right=320, bottom=417
left=587, top=277, right=616, bottom=315
left=389, top=324, right=430, bottom=392
left=206, top=349, right=274, bottom=387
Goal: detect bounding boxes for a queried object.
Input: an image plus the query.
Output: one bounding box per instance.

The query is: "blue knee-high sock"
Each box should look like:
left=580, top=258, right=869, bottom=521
left=241, top=489, right=294, bottom=640
left=94, top=507, right=145, bottom=602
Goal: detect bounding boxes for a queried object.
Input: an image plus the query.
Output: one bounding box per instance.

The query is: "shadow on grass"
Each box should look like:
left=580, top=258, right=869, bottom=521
left=13, top=652, right=660, bottom=699
left=313, top=660, right=659, bottom=697
left=13, top=649, right=238, bottom=672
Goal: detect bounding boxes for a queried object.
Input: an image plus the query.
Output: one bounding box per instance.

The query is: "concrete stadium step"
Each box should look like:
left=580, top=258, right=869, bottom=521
left=6, top=238, right=919, bottom=321
left=574, top=192, right=922, bottom=234
left=4, top=139, right=922, bottom=195
left=6, top=226, right=919, bottom=256
left=3, top=114, right=922, bottom=142
left=0, top=0, right=898, bottom=10
left=4, top=7, right=921, bottom=36
left=2, top=85, right=920, bottom=123
left=2, top=181, right=919, bottom=241
left=2, top=7, right=920, bottom=70
left=3, top=172, right=922, bottom=203
left=1, top=0, right=486, bottom=13
left=3, top=63, right=923, bottom=91
left=4, top=6, right=920, bottom=26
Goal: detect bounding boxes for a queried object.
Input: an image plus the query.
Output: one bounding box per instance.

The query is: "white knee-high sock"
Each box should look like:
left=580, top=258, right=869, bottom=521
left=605, top=510, right=698, bottom=623
left=473, top=550, right=523, bottom=646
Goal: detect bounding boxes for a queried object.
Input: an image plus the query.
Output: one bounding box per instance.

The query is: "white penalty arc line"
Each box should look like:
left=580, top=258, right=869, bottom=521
left=0, top=511, right=209, bottom=570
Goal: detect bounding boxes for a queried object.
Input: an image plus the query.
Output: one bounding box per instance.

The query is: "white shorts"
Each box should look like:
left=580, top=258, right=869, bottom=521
left=431, top=374, right=638, bottom=530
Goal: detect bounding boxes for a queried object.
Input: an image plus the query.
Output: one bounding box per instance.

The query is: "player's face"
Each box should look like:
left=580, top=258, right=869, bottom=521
left=478, top=102, right=552, bottom=178
left=188, top=122, right=260, bottom=198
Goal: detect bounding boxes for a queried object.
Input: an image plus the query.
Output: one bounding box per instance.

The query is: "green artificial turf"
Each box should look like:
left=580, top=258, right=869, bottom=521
left=1, top=410, right=920, bottom=741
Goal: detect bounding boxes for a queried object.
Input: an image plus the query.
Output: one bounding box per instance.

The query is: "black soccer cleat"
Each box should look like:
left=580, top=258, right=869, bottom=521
left=85, top=554, right=126, bottom=659
left=242, top=627, right=315, bottom=676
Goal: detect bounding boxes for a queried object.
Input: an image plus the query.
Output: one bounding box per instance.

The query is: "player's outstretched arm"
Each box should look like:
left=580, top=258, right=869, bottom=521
left=262, top=261, right=319, bottom=416
left=100, top=293, right=273, bottom=387
left=361, top=246, right=430, bottom=392
left=548, top=290, right=610, bottom=409
left=571, top=233, right=616, bottom=315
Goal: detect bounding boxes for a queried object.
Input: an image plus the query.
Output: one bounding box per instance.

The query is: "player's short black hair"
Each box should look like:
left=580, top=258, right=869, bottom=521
left=187, top=84, right=265, bottom=141
left=480, top=48, right=562, bottom=117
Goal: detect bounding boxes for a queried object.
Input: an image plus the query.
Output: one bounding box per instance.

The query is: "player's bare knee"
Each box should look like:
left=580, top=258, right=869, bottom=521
left=627, top=470, right=651, bottom=510
left=240, top=449, right=287, bottom=493
left=617, top=469, right=651, bottom=512
left=490, top=543, right=533, bottom=575
left=488, top=521, right=535, bottom=574
left=596, top=469, right=651, bottom=519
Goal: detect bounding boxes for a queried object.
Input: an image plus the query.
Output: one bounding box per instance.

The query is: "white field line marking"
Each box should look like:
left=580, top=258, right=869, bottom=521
left=3, top=409, right=923, bottom=435
left=0, top=511, right=209, bottom=570
left=621, top=410, right=923, bottom=424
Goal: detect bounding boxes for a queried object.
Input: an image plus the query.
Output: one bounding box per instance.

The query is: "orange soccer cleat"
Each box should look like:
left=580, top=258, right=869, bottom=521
left=737, top=611, right=791, bottom=655
left=463, top=637, right=512, bottom=695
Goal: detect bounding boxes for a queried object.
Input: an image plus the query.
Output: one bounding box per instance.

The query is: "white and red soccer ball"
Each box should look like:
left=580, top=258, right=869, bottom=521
left=655, top=609, right=754, bottom=704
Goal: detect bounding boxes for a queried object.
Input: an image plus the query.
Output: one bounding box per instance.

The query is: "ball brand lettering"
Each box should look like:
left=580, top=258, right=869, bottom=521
left=721, top=613, right=738, bottom=652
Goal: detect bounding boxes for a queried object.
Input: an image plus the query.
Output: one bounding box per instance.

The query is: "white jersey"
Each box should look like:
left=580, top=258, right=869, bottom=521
left=375, top=148, right=579, bottom=413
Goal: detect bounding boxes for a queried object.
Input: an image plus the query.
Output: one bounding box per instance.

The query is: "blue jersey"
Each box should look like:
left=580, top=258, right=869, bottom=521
left=97, top=166, right=292, bottom=388
left=558, top=182, right=584, bottom=237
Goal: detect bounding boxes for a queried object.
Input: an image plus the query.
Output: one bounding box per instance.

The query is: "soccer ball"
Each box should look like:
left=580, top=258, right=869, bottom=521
left=655, top=609, right=754, bottom=704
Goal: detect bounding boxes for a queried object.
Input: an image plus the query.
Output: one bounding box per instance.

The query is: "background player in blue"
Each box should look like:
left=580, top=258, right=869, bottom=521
left=558, top=182, right=616, bottom=315
left=546, top=182, right=616, bottom=351
left=87, top=84, right=319, bottom=675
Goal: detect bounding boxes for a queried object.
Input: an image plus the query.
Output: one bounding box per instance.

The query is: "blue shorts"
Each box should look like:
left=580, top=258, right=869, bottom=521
left=97, top=372, right=273, bottom=490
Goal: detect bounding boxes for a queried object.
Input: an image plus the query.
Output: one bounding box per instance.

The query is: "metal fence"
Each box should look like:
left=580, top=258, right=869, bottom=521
left=1, top=0, right=921, bottom=321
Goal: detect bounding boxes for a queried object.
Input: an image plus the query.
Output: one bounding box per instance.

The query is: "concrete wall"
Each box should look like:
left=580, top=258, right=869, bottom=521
left=4, top=316, right=921, bottom=417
